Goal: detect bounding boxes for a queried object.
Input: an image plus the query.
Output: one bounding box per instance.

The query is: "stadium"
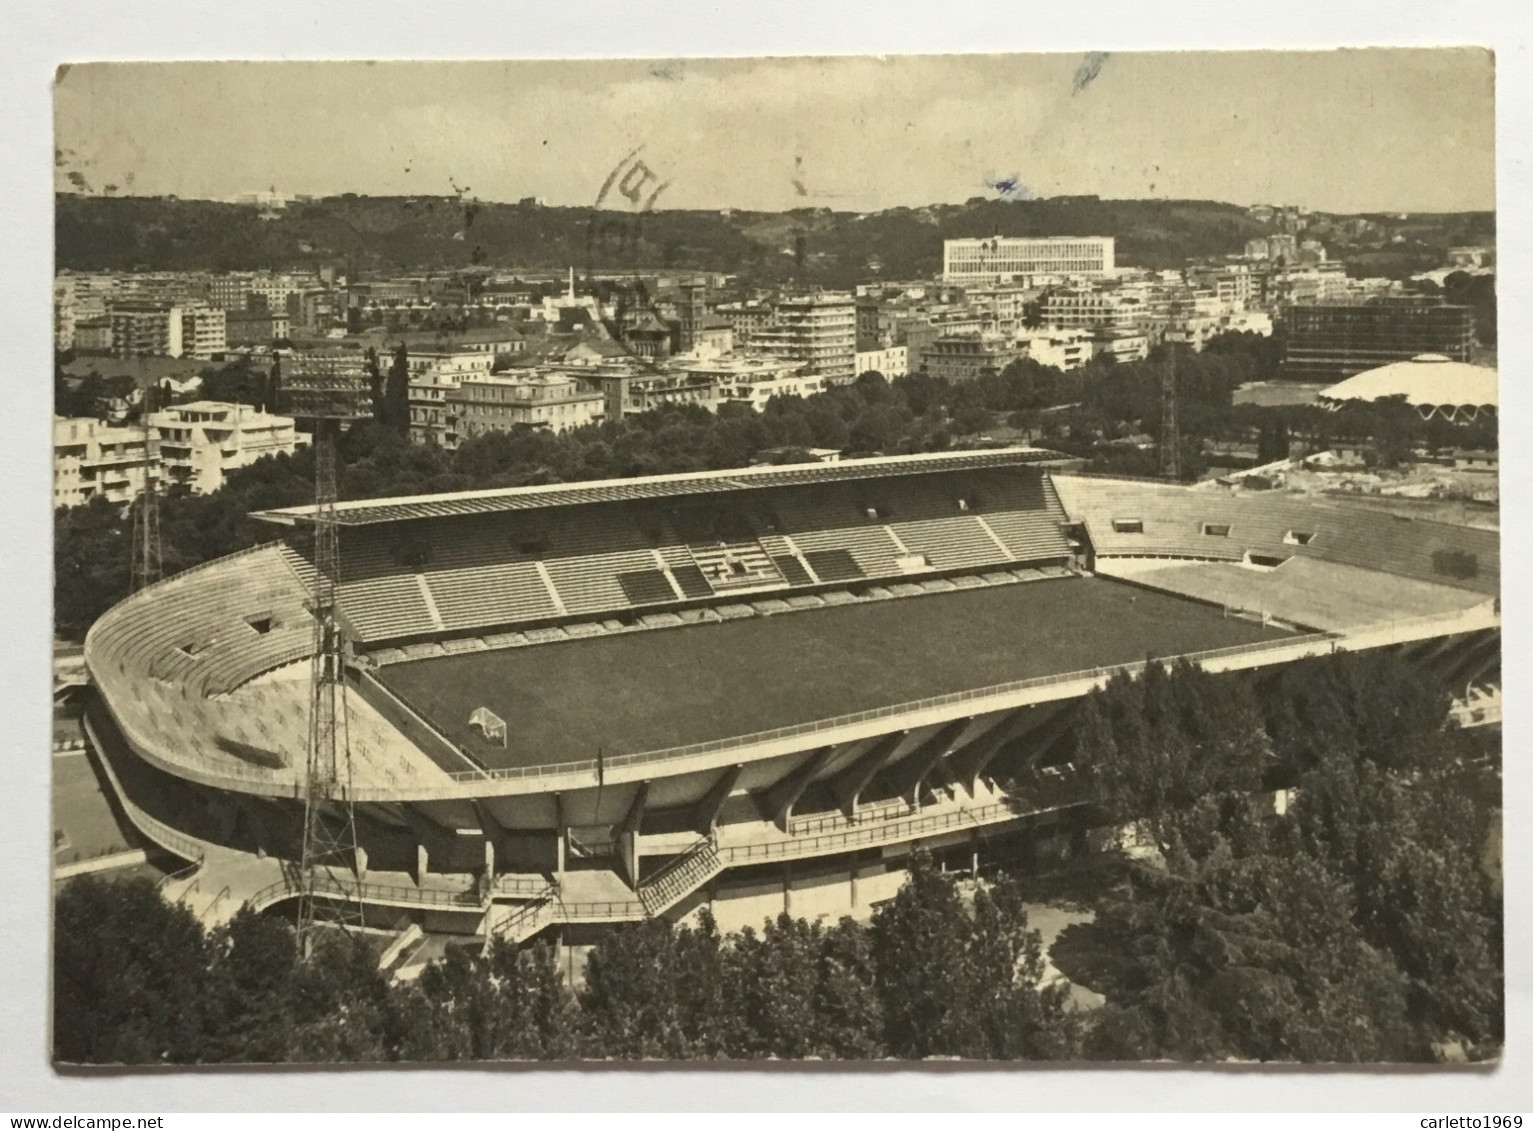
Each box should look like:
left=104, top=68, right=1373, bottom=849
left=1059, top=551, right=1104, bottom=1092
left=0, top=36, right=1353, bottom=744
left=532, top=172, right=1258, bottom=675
left=80, top=449, right=1501, bottom=964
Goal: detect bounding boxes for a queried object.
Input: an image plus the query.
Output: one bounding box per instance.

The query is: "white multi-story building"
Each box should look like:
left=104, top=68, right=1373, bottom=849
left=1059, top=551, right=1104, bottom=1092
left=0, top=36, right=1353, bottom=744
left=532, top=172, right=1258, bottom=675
left=409, top=369, right=460, bottom=449
left=670, top=357, right=823, bottom=412
left=1040, top=288, right=1146, bottom=331
left=178, top=303, right=228, bottom=359
left=854, top=346, right=909, bottom=379
left=1018, top=328, right=1096, bottom=371
left=53, top=417, right=159, bottom=508
left=749, top=293, right=857, bottom=385
left=451, top=373, right=605, bottom=438
left=943, top=237, right=1115, bottom=284
left=148, top=401, right=299, bottom=494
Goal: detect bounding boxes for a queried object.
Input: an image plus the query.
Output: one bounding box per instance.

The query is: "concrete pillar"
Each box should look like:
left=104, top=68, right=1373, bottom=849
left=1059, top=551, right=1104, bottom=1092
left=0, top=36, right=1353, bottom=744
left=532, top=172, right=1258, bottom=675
left=354, top=845, right=368, bottom=880
left=416, top=843, right=429, bottom=885
left=970, top=830, right=980, bottom=880
left=555, top=829, right=566, bottom=879
left=782, top=863, right=792, bottom=917
left=483, top=838, right=496, bottom=884
left=849, top=860, right=859, bottom=909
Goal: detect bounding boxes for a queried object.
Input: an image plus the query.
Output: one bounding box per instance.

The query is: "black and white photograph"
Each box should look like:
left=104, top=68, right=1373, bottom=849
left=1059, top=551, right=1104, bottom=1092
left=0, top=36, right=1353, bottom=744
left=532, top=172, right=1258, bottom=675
left=45, top=48, right=1504, bottom=1070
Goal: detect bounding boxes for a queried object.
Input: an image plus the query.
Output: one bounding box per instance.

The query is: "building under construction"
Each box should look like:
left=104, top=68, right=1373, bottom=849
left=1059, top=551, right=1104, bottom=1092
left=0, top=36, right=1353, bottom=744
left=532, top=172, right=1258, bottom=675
left=1280, top=297, right=1475, bottom=381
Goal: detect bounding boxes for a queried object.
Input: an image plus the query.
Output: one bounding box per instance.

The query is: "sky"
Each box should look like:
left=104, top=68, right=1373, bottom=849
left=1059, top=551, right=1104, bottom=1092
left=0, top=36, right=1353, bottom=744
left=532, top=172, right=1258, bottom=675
left=53, top=50, right=1496, bottom=214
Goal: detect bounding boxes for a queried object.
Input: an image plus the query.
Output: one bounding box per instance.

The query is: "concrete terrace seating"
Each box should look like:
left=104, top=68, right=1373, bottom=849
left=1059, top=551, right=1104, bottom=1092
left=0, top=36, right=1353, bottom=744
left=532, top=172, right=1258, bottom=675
left=89, top=545, right=318, bottom=700
left=890, top=514, right=1012, bottom=571
left=767, top=484, right=904, bottom=578
left=294, top=530, right=439, bottom=641
left=979, top=509, right=1073, bottom=561
left=1053, top=476, right=1500, bottom=594
left=253, top=468, right=1082, bottom=649
left=428, top=560, right=557, bottom=629
left=540, top=507, right=664, bottom=616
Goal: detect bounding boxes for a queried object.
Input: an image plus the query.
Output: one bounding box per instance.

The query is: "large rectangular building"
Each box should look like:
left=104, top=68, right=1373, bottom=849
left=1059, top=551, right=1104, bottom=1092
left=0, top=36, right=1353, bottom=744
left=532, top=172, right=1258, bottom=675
left=943, top=236, right=1115, bottom=283
left=749, top=292, right=857, bottom=386
left=1281, top=298, right=1476, bottom=381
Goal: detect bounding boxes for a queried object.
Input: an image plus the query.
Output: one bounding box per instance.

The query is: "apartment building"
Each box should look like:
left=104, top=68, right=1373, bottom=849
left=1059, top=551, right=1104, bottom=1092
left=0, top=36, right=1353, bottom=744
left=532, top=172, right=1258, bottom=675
left=748, top=293, right=857, bottom=385
left=109, top=302, right=227, bottom=359
left=924, top=332, right=1027, bottom=384
left=854, top=346, right=910, bottom=379
left=147, top=401, right=299, bottom=494
left=53, top=417, right=158, bottom=508
left=451, top=372, right=605, bottom=438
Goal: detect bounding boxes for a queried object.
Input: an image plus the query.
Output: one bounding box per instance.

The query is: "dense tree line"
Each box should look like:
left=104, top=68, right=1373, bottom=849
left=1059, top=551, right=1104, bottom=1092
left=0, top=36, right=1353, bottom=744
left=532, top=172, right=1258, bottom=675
left=1069, top=651, right=1502, bottom=1062
left=55, top=853, right=1075, bottom=1064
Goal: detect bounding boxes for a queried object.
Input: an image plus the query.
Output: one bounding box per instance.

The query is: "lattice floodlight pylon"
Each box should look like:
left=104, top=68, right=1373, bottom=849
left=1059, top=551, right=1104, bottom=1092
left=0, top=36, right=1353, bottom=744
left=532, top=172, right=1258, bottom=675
left=130, top=388, right=163, bottom=593
left=470, top=706, right=508, bottom=747
left=296, top=427, right=366, bottom=957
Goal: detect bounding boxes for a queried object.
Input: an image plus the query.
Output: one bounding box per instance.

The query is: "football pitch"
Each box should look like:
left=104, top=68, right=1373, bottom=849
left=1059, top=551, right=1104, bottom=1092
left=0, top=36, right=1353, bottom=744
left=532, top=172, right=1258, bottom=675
left=376, top=576, right=1293, bottom=767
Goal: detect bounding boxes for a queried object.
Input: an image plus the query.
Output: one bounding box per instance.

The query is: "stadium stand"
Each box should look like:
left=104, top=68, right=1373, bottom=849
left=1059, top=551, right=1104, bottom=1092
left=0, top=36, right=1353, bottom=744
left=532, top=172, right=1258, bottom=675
left=92, top=544, right=317, bottom=698
left=262, top=461, right=1077, bottom=646
left=1053, top=476, right=1500, bottom=595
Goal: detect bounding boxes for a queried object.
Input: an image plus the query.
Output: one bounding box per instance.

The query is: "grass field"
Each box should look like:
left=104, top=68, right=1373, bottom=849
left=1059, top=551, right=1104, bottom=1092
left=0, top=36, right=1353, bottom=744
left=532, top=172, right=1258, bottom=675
left=377, top=577, right=1294, bottom=768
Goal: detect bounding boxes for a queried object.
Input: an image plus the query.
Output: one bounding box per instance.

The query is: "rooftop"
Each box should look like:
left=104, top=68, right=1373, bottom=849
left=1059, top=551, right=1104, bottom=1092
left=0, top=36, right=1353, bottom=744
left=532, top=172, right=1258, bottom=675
left=251, top=448, right=1070, bottom=527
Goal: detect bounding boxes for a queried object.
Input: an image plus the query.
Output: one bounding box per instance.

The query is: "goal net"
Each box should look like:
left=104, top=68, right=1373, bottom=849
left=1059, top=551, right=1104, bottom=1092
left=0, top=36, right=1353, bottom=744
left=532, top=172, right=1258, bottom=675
left=469, top=706, right=507, bottom=747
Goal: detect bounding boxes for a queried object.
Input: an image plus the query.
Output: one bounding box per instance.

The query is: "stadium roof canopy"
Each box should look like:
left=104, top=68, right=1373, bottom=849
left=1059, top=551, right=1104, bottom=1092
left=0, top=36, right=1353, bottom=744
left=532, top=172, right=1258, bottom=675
left=1318, top=354, right=1498, bottom=421
left=252, top=448, right=1073, bottom=527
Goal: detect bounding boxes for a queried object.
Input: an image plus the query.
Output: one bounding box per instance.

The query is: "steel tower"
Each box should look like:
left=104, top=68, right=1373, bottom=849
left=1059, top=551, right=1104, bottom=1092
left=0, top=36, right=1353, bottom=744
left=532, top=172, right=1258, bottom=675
left=280, top=351, right=373, bottom=957
left=1159, top=341, right=1182, bottom=482
left=130, top=387, right=163, bottom=593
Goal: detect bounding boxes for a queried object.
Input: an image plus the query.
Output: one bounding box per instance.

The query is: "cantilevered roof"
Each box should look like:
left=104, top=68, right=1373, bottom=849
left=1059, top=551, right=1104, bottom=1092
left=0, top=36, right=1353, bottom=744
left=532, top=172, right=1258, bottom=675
left=1318, top=354, right=1499, bottom=414
left=252, top=448, right=1072, bottom=527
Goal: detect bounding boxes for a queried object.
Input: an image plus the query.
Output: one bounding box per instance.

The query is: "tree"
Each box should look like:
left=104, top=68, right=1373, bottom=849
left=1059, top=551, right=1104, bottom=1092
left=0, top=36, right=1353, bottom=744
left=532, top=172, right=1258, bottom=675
left=384, top=344, right=410, bottom=436
left=54, top=876, right=215, bottom=1065
left=870, top=852, right=1073, bottom=1059
left=393, top=938, right=578, bottom=1061
left=1074, top=661, right=1269, bottom=854
left=578, top=912, right=735, bottom=1059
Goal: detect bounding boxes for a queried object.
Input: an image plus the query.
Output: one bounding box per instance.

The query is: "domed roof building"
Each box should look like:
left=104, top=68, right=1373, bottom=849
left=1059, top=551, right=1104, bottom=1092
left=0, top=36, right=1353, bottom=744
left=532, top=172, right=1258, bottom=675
left=1317, top=354, right=1498, bottom=421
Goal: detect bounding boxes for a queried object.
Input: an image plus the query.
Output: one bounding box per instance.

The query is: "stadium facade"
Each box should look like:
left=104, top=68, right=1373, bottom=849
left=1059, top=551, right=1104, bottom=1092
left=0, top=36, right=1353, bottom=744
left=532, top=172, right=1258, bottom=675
left=80, top=451, right=1500, bottom=952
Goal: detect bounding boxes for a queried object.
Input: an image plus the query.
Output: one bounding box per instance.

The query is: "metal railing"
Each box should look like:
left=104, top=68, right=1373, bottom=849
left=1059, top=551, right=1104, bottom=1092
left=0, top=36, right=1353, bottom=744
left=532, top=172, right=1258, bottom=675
left=718, top=797, right=1076, bottom=865
left=248, top=871, right=487, bottom=914
left=789, top=799, right=914, bottom=836
left=638, top=836, right=722, bottom=915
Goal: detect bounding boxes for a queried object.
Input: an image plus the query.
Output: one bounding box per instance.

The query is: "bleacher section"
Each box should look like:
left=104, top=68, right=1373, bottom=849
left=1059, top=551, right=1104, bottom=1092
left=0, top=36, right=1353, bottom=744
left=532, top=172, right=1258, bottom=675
left=91, top=544, right=316, bottom=698
left=269, top=465, right=1077, bottom=645
left=1052, top=476, right=1500, bottom=596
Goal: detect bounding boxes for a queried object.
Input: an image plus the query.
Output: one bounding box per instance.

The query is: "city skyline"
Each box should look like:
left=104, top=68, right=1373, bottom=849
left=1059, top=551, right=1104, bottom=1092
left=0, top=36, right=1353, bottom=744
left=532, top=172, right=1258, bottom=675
left=54, top=50, right=1495, bottom=215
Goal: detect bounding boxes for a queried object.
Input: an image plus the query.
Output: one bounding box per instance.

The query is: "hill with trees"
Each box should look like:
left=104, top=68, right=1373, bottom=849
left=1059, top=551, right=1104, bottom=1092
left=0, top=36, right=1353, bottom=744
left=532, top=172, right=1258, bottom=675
left=54, top=192, right=1493, bottom=285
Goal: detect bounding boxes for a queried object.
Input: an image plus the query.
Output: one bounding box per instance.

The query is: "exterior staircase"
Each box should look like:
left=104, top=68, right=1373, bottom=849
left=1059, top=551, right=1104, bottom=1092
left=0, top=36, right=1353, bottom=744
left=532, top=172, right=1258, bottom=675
left=490, top=882, right=561, bottom=945
left=638, top=835, right=723, bottom=916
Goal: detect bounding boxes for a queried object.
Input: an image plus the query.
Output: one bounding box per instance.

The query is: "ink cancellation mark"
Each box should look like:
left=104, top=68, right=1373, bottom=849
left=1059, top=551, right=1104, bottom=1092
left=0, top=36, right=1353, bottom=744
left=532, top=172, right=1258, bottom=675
left=585, top=146, right=678, bottom=363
